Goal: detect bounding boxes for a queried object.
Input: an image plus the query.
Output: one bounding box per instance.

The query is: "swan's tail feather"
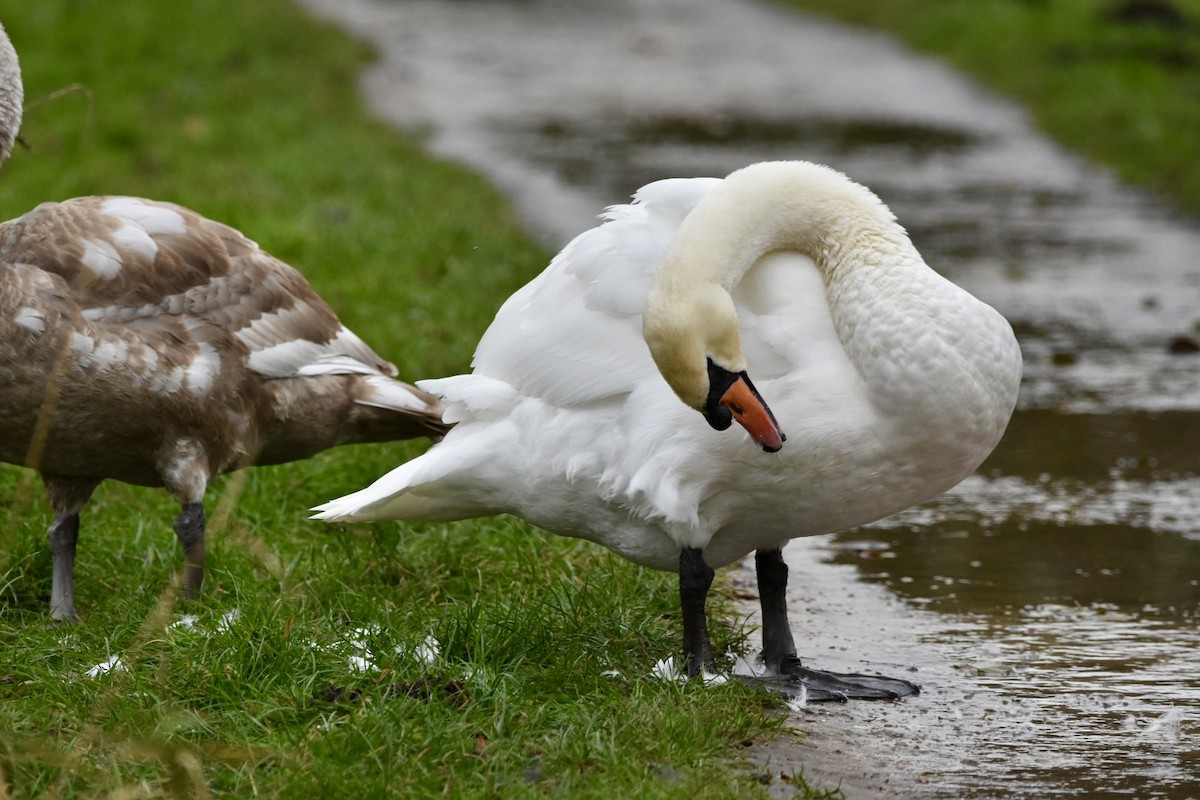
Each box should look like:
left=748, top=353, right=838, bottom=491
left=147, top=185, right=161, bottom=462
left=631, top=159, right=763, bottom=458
left=348, top=374, right=447, bottom=439
left=355, top=374, right=443, bottom=417
left=311, top=456, right=459, bottom=522
left=310, top=482, right=461, bottom=522
left=311, top=424, right=508, bottom=523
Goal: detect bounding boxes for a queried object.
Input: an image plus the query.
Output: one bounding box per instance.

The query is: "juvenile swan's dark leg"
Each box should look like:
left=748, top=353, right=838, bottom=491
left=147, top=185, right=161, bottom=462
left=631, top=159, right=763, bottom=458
left=173, top=502, right=206, bottom=600
left=47, top=511, right=80, bottom=622
left=755, top=547, right=919, bottom=702
left=680, top=547, right=717, bottom=676
left=43, top=476, right=101, bottom=622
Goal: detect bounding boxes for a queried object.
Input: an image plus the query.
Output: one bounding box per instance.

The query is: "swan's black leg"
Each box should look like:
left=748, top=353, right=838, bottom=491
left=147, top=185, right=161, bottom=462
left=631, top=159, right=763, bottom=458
left=173, top=502, right=206, bottom=600
left=680, top=547, right=716, bottom=677
left=754, top=547, right=919, bottom=702
left=757, top=547, right=800, bottom=670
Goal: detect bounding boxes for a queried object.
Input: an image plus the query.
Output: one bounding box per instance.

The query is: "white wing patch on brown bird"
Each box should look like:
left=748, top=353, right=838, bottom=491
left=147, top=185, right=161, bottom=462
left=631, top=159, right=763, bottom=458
left=0, top=22, right=445, bottom=620
left=13, top=305, right=45, bottom=333
left=0, top=194, right=447, bottom=620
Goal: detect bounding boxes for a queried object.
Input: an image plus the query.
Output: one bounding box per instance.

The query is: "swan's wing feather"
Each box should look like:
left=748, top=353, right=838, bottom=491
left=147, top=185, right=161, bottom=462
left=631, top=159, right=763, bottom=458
left=468, top=177, right=721, bottom=407
left=0, top=196, right=397, bottom=380
left=470, top=225, right=655, bottom=406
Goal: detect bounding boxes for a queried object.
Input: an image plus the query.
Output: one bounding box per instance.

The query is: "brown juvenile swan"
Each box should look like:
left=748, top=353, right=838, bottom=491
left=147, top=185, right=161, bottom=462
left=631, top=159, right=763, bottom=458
left=0, top=23, right=446, bottom=620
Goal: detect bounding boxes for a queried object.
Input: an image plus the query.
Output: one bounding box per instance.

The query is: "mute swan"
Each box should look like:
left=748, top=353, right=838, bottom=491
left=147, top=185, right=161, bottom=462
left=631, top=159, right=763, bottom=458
left=0, top=23, right=446, bottom=621
left=315, top=160, right=1023, bottom=701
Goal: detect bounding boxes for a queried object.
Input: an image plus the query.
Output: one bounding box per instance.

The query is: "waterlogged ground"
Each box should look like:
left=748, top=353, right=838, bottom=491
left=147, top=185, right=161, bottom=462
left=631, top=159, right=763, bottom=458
left=768, top=414, right=1200, bottom=797
left=299, top=0, right=1200, bottom=795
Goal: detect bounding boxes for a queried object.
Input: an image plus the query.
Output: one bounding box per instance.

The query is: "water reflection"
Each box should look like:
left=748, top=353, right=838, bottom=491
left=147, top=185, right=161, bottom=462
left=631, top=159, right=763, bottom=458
left=818, top=404, right=1200, bottom=798
left=836, top=521, right=1200, bottom=615
left=899, top=606, right=1200, bottom=798
left=821, top=573, right=1200, bottom=796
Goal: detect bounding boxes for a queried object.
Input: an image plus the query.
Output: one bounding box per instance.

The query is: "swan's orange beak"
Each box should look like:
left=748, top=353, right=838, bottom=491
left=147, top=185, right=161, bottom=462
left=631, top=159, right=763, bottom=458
left=703, top=360, right=786, bottom=452
left=719, top=376, right=786, bottom=453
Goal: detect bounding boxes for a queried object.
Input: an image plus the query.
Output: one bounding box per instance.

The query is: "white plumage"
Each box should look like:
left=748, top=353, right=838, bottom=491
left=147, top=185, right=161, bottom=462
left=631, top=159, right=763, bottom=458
left=317, top=163, right=1020, bottom=561
left=315, top=161, right=1022, bottom=698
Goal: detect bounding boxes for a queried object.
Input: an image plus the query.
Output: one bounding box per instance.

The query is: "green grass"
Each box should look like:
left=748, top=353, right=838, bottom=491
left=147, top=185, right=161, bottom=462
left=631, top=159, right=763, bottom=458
left=0, top=2, right=799, bottom=797
left=777, top=0, right=1200, bottom=216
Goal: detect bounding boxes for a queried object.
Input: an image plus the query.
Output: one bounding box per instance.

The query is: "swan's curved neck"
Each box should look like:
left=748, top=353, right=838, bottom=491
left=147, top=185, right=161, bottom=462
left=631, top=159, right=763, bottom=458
left=0, top=23, right=24, bottom=167
left=642, top=161, right=945, bottom=419
left=659, top=161, right=911, bottom=295
left=644, top=161, right=916, bottom=380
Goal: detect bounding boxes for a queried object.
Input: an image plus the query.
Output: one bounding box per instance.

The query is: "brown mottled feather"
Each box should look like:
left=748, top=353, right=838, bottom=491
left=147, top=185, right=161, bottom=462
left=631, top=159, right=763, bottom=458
left=0, top=198, right=387, bottom=368
left=0, top=196, right=446, bottom=473
left=0, top=22, right=444, bottom=619
left=0, top=197, right=447, bottom=619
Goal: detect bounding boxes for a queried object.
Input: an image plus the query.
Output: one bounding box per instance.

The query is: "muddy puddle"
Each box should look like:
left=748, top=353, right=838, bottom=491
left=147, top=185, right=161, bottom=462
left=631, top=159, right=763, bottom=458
left=790, top=410, right=1200, bottom=797
left=300, top=0, right=1200, bottom=795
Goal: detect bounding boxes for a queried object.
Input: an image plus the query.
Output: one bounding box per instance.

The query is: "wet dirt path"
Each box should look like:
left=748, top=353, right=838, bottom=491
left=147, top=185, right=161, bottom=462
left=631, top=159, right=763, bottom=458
left=298, top=0, right=1200, bottom=796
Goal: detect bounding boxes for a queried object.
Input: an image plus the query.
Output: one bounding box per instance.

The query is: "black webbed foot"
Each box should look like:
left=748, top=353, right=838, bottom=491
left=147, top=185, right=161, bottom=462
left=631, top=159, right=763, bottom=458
left=784, top=667, right=918, bottom=702
left=751, top=548, right=919, bottom=702
left=761, top=656, right=919, bottom=702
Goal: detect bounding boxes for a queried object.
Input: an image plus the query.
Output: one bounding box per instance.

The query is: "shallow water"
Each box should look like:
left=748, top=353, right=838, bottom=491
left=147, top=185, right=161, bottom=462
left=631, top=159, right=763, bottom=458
left=826, top=514, right=1200, bottom=797
left=300, top=0, right=1200, bottom=795
left=754, top=527, right=1200, bottom=799
left=802, top=405, right=1200, bottom=797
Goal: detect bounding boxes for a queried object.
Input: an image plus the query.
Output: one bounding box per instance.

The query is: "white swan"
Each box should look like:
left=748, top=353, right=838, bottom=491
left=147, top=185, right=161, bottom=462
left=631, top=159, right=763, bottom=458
left=0, top=24, right=446, bottom=620
left=315, top=160, right=1023, bottom=700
